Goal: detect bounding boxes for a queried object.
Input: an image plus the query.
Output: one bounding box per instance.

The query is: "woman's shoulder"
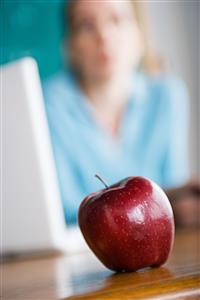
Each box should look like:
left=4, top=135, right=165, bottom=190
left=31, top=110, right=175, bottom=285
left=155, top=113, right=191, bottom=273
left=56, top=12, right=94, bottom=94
left=132, top=72, right=189, bottom=123
left=148, top=73, right=188, bottom=99
left=42, top=70, right=79, bottom=105
left=138, top=72, right=188, bottom=108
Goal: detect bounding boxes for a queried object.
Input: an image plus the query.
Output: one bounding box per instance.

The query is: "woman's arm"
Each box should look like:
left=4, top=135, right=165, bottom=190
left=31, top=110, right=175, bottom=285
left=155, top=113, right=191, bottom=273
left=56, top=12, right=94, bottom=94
left=165, top=179, right=200, bottom=202
left=165, top=180, right=200, bottom=228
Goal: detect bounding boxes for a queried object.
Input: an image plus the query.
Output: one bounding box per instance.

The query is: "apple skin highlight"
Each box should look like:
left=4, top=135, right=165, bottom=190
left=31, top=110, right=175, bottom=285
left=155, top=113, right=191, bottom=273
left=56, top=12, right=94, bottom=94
left=78, top=176, right=175, bottom=272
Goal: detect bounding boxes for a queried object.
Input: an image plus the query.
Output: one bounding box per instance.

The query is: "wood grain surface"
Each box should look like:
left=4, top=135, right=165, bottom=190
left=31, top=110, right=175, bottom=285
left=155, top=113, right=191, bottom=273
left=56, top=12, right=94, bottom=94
left=1, top=229, right=200, bottom=299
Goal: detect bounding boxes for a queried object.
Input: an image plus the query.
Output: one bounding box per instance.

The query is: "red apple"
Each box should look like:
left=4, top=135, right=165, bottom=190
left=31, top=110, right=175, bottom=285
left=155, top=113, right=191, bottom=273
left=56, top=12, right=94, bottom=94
left=78, top=176, right=175, bottom=272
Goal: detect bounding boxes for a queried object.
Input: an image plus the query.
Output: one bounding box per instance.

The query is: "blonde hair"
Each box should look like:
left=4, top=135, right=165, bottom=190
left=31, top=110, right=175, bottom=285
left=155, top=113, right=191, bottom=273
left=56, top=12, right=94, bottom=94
left=132, top=1, right=164, bottom=74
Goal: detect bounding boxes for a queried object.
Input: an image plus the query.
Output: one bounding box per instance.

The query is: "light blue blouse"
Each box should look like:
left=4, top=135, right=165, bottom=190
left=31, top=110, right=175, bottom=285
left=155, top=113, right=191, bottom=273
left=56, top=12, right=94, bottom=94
left=43, top=70, right=189, bottom=224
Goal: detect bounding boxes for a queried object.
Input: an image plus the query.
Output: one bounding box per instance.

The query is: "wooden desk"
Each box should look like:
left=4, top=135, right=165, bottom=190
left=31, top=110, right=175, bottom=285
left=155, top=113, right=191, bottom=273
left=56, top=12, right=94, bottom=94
left=2, top=229, right=200, bottom=299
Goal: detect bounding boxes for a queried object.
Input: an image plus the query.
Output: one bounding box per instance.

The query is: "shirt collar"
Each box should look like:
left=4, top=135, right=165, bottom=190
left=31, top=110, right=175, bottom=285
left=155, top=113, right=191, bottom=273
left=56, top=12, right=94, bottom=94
left=130, top=71, right=149, bottom=104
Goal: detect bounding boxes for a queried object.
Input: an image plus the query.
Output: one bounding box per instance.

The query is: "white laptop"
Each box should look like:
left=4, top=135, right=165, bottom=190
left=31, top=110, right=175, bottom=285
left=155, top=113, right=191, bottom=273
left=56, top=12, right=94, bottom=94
left=1, top=57, right=89, bottom=258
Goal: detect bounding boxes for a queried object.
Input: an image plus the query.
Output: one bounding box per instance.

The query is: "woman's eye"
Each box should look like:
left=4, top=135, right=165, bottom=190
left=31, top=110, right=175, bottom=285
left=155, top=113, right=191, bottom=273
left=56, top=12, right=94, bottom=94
left=112, top=15, right=121, bottom=25
left=76, top=20, right=94, bottom=33
left=111, top=14, right=131, bottom=26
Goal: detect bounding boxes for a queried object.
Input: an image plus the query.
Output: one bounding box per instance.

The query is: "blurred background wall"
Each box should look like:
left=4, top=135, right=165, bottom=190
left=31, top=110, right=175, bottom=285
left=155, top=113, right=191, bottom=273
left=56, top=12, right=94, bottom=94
left=1, top=0, right=199, bottom=176
left=1, top=0, right=65, bottom=78
left=147, top=0, right=199, bottom=177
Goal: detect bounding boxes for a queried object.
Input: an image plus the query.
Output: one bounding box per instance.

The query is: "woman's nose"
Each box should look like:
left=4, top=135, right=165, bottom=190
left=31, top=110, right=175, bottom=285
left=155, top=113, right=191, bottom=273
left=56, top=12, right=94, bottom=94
left=95, top=25, right=112, bottom=46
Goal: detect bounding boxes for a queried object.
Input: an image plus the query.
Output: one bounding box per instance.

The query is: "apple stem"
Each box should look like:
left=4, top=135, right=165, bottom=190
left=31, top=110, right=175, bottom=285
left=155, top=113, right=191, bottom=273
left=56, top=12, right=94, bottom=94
left=95, top=174, right=109, bottom=188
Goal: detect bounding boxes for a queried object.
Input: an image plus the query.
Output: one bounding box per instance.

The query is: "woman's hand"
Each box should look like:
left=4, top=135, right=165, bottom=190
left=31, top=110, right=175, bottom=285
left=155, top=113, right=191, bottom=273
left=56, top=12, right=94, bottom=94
left=165, top=179, right=200, bottom=228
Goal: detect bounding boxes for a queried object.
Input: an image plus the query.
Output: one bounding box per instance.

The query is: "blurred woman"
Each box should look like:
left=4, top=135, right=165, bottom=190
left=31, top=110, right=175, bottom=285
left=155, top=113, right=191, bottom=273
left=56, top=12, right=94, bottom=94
left=43, top=0, right=199, bottom=226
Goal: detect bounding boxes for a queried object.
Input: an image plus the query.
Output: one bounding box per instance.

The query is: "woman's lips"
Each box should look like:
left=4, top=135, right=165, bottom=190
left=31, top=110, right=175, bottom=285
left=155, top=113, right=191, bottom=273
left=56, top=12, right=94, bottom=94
left=97, top=51, right=116, bottom=65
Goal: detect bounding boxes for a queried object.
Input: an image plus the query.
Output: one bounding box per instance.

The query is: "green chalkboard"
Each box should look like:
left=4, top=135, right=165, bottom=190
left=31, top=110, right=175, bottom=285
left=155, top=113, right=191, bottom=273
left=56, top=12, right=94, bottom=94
left=1, top=0, right=67, bottom=79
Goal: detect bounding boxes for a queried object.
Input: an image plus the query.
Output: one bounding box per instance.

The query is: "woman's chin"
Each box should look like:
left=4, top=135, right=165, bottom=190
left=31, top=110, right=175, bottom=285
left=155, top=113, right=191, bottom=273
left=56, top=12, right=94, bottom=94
left=92, top=66, right=122, bottom=82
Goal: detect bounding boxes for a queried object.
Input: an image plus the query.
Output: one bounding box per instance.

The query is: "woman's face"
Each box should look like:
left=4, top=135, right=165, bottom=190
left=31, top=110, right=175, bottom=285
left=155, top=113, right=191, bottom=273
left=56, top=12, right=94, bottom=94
left=68, top=0, right=142, bottom=82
